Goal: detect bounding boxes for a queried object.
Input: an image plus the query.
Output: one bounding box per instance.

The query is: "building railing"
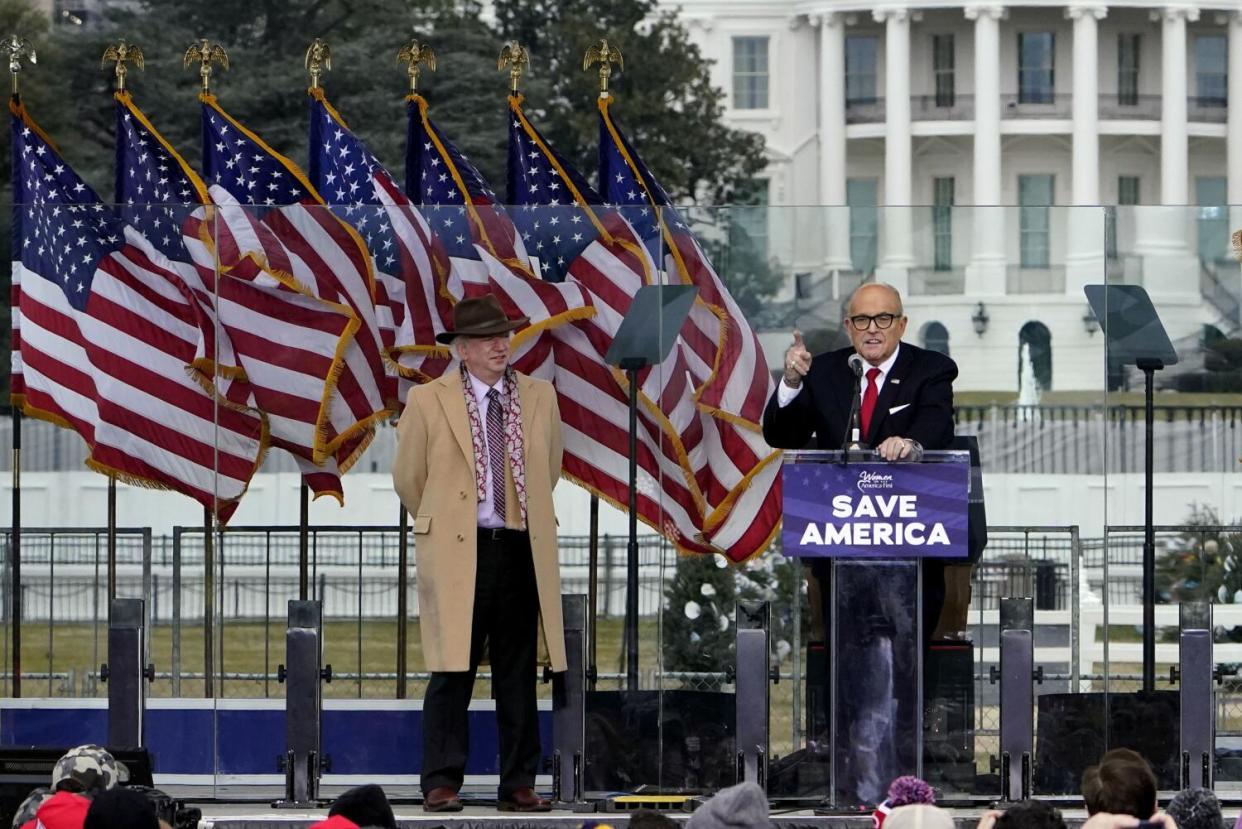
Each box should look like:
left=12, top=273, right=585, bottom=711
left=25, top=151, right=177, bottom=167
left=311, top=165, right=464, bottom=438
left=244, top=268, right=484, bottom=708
left=1189, top=96, right=1228, bottom=123
left=845, top=98, right=885, bottom=124
left=1006, top=264, right=1066, bottom=294
left=1001, top=93, right=1072, bottom=119
left=909, top=265, right=966, bottom=295
left=1098, top=94, right=1162, bottom=120
left=911, top=94, right=974, bottom=121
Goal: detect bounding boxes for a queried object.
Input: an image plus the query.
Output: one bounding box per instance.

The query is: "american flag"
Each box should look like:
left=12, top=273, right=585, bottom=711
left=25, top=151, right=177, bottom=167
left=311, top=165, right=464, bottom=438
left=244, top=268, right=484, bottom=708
left=511, top=96, right=778, bottom=561
left=9, top=98, right=263, bottom=521
left=405, top=94, right=593, bottom=379
left=195, top=93, right=396, bottom=482
left=308, top=88, right=453, bottom=397
left=115, top=91, right=360, bottom=501
left=597, top=96, right=782, bottom=561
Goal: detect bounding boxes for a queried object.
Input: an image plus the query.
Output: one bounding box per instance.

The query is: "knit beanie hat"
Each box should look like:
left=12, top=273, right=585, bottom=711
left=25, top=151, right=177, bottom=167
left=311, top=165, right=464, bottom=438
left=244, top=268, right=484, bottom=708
left=327, top=785, right=396, bottom=829
left=1169, top=788, right=1224, bottom=829
left=884, top=804, right=955, bottom=829
left=686, top=781, right=770, bottom=829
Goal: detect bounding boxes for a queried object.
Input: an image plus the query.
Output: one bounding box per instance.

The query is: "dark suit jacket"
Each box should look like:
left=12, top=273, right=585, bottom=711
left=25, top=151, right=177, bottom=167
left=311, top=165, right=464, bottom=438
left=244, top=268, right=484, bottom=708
left=762, top=342, right=958, bottom=452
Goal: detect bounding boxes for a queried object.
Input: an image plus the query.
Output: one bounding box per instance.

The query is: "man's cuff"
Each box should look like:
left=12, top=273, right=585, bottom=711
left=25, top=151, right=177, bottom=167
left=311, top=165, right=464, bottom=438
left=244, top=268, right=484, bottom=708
left=776, top=379, right=802, bottom=408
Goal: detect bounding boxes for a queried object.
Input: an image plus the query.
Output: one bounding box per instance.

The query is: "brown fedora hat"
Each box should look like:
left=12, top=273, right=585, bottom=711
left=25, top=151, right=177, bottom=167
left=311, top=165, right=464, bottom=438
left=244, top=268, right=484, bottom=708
left=436, top=294, right=529, bottom=344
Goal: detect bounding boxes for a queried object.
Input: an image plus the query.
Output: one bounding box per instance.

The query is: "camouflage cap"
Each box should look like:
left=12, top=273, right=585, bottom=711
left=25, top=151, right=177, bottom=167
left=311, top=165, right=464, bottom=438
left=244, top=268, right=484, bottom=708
left=50, top=745, right=118, bottom=794
left=10, top=787, right=53, bottom=829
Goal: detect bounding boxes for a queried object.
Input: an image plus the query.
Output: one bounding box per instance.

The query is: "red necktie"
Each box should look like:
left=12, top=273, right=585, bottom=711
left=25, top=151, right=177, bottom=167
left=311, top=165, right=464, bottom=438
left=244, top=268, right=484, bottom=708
left=860, top=367, right=881, bottom=438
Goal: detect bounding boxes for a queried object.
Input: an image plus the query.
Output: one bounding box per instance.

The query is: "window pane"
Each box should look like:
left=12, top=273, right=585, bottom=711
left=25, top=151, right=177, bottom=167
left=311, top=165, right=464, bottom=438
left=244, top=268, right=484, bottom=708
left=1018, top=32, right=1055, bottom=104
left=933, top=177, right=954, bottom=271
left=1195, top=35, right=1227, bottom=106
left=1196, top=176, right=1228, bottom=262
left=732, top=37, right=770, bottom=109
left=1117, top=34, right=1140, bottom=106
left=933, top=35, right=955, bottom=107
left=848, top=179, right=878, bottom=273
left=1117, top=176, right=1140, bottom=206
left=846, top=36, right=878, bottom=104
left=1018, top=174, right=1053, bottom=268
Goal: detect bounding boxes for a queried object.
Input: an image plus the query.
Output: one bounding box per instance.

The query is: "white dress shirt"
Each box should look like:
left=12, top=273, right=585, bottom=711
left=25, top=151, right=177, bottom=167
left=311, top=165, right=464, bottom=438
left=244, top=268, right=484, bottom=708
left=467, top=371, right=507, bottom=528
left=776, top=344, right=902, bottom=408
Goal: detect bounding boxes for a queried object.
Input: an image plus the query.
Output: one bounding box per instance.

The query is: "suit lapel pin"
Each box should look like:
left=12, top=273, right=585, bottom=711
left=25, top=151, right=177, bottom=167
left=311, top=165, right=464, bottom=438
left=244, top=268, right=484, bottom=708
left=890, top=378, right=901, bottom=384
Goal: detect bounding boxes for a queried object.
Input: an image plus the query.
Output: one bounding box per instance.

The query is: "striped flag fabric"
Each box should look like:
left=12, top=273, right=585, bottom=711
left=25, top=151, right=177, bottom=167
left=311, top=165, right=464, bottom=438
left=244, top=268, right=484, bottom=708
left=194, top=93, right=396, bottom=481
left=596, top=96, right=782, bottom=560
left=9, top=97, right=263, bottom=521
left=114, top=91, right=361, bottom=500
left=308, top=88, right=454, bottom=398
left=510, top=94, right=779, bottom=561
left=405, top=93, right=594, bottom=379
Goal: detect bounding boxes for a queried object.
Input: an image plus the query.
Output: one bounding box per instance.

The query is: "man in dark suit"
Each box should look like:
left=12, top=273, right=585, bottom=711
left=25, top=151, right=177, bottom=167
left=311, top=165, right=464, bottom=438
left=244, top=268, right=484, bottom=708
left=762, top=282, right=958, bottom=804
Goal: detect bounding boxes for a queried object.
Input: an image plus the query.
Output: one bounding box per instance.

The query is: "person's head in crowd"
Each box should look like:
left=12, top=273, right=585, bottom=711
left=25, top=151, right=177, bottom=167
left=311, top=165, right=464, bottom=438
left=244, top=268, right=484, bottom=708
left=885, top=804, right=954, bottom=829
left=11, top=787, right=53, bottom=829
left=686, top=781, right=770, bottom=829
left=325, top=785, right=396, bottom=829
left=995, top=800, right=1068, bottom=829
left=874, top=776, right=936, bottom=829
left=629, top=811, right=679, bottom=829
left=1082, top=748, right=1158, bottom=818
left=50, top=746, right=119, bottom=796
left=1168, top=788, right=1223, bottom=829
left=82, top=788, right=158, bottom=829
left=30, top=792, right=91, bottom=829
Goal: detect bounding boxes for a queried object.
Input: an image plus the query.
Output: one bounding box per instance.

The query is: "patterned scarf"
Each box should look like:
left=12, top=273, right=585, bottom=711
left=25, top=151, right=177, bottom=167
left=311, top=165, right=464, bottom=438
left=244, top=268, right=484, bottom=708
left=460, top=363, right=527, bottom=527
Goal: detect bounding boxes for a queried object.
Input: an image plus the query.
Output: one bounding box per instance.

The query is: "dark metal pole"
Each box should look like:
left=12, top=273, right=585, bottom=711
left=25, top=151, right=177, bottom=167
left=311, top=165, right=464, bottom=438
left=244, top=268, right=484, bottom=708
left=11, top=409, right=21, bottom=698
left=107, top=479, right=117, bottom=609
left=203, top=506, right=214, bottom=698
left=625, top=366, right=640, bottom=692
left=397, top=507, right=408, bottom=700
left=1139, top=360, right=1160, bottom=693
left=299, top=484, right=310, bottom=601
left=588, top=495, right=599, bottom=690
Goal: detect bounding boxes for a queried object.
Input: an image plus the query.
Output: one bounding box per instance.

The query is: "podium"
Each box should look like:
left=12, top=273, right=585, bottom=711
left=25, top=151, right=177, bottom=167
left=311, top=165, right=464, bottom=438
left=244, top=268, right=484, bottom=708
left=783, top=449, right=972, bottom=808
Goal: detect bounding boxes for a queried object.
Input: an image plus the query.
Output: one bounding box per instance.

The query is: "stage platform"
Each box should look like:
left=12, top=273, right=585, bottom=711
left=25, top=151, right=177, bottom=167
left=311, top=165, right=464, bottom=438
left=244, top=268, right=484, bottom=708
left=183, top=795, right=1124, bottom=829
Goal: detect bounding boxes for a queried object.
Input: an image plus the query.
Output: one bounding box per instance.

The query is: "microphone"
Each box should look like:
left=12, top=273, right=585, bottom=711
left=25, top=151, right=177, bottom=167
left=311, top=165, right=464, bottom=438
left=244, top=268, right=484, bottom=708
left=842, top=352, right=869, bottom=452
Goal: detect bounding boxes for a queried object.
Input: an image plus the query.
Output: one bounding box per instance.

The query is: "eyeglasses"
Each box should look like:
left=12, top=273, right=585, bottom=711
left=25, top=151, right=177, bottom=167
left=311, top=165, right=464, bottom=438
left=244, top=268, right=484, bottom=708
left=847, top=313, right=902, bottom=331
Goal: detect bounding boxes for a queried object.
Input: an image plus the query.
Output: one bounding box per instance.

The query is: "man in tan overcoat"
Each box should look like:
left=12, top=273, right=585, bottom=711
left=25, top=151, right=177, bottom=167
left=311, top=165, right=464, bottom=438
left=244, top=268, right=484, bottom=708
left=392, top=294, right=564, bottom=814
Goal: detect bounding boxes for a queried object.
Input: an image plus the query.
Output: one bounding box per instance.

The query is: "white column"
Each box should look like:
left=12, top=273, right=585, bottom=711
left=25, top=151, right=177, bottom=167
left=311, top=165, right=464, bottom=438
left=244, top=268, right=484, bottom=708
left=1227, top=12, right=1242, bottom=205
left=965, top=5, right=1006, bottom=293
left=818, top=12, right=852, bottom=271
left=1065, top=6, right=1107, bottom=296
left=1160, top=6, right=1196, bottom=205
left=876, top=8, right=914, bottom=278
left=1068, top=5, right=1105, bottom=205
left=1133, top=7, right=1198, bottom=296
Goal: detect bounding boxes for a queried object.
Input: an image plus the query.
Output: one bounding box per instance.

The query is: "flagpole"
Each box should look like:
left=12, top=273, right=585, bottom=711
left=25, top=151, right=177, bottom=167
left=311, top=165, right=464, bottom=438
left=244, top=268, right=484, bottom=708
left=10, top=409, right=21, bottom=698
left=203, top=504, right=214, bottom=698
left=588, top=495, right=598, bottom=690
left=8, top=37, right=38, bottom=700
left=396, top=505, right=408, bottom=699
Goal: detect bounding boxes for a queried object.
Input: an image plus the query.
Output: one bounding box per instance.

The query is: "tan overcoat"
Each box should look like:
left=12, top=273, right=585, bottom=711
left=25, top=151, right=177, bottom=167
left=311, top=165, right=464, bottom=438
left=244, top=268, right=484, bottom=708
left=392, top=370, right=566, bottom=672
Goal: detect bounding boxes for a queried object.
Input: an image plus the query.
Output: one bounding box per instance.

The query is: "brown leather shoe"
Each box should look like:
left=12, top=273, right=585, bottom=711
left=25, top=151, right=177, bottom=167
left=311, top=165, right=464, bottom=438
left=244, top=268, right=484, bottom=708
left=423, top=786, right=463, bottom=812
left=498, top=787, right=552, bottom=812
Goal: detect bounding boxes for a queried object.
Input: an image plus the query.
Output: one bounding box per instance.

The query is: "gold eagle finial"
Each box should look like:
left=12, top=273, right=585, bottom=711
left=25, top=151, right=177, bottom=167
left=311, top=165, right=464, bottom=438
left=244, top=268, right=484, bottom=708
left=6, top=35, right=36, bottom=96
left=101, top=41, right=144, bottom=92
left=583, top=39, right=623, bottom=97
left=183, top=39, right=229, bottom=94
left=497, top=41, right=529, bottom=95
left=305, top=38, right=331, bottom=90
left=396, top=40, right=436, bottom=93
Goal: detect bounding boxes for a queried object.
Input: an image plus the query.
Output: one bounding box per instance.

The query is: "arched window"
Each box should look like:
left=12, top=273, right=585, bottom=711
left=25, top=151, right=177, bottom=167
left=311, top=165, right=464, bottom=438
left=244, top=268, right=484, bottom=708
left=921, top=321, right=950, bottom=357
left=1018, top=321, right=1053, bottom=391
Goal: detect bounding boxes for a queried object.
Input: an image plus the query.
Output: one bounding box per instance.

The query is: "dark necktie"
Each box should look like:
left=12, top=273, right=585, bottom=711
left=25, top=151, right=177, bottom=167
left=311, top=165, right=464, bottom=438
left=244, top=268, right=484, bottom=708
left=860, top=367, right=881, bottom=438
left=486, top=388, right=506, bottom=522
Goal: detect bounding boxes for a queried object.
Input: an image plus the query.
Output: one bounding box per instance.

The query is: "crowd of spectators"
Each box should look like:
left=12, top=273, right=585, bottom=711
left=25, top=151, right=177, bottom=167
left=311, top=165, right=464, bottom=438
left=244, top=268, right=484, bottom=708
left=7, top=742, right=1236, bottom=829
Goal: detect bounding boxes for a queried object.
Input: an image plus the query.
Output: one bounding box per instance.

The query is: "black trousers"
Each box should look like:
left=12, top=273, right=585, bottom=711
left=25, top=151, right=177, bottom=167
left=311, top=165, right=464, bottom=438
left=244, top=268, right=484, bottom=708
left=421, top=528, right=541, bottom=799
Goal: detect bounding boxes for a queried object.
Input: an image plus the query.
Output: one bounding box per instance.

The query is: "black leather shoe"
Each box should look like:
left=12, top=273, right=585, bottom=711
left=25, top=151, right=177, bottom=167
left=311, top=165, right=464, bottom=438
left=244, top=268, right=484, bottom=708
left=498, top=787, right=552, bottom=812
left=423, top=786, right=463, bottom=812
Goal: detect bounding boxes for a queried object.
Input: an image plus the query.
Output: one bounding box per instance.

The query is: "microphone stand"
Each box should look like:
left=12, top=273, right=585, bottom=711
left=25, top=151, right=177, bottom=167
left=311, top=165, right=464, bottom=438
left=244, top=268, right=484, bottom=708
left=842, top=363, right=869, bottom=456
